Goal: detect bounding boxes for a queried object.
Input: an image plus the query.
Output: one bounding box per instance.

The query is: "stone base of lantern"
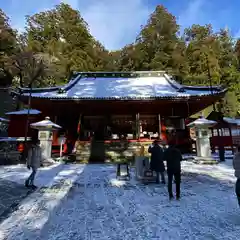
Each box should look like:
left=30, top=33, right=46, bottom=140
left=192, top=156, right=218, bottom=165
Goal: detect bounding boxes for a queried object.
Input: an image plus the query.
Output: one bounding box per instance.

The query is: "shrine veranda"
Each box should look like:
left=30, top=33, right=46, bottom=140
left=12, top=71, right=226, bottom=161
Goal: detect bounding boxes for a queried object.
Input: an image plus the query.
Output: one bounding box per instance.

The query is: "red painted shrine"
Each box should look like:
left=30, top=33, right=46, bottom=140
left=12, top=71, right=227, bottom=158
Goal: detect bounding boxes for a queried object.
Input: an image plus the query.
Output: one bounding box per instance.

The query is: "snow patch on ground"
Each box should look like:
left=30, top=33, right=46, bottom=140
left=0, top=159, right=240, bottom=239
left=0, top=164, right=86, bottom=240
left=0, top=163, right=65, bottom=187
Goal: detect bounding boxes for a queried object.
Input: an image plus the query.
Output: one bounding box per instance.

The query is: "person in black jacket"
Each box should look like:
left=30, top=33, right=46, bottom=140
left=164, top=141, right=182, bottom=200
left=148, top=140, right=166, bottom=184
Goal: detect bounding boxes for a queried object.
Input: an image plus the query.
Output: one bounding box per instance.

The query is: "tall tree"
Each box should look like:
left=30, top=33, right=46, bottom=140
left=117, top=44, right=146, bottom=71
left=25, top=3, right=111, bottom=83
left=11, top=51, right=51, bottom=88
left=0, top=9, right=18, bottom=86
left=216, top=29, right=240, bottom=115
left=217, top=29, right=238, bottom=86
left=235, top=39, right=240, bottom=68
left=184, top=24, right=221, bottom=86
left=219, top=91, right=239, bottom=117
left=137, top=5, right=181, bottom=71
left=115, top=5, right=186, bottom=79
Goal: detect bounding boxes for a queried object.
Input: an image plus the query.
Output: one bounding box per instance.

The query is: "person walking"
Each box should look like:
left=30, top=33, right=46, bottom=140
left=25, top=138, right=42, bottom=189
left=148, top=140, right=166, bottom=184
left=233, top=145, right=240, bottom=206
left=164, top=141, right=182, bottom=200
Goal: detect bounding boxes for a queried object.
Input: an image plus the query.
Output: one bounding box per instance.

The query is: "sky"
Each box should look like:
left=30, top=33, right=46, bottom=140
left=1, top=0, right=240, bottom=51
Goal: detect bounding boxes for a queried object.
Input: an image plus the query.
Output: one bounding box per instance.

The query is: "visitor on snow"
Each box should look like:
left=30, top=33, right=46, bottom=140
left=148, top=140, right=166, bottom=184
left=164, top=140, right=182, bottom=200
left=233, top=145, right=240, bottom=206
left=25, top=138, right=42, bottom=189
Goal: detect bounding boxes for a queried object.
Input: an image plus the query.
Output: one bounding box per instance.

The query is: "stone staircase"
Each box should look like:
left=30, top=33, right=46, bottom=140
left=73, top=141, right=153, bottom=163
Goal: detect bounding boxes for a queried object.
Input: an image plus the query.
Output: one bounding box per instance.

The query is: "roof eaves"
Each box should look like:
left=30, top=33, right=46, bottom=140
left=24, top=93, right=222, bottom=101
left=19, top=86, right=60, bottom=93
left=183, top=85, right=227, bottom=92
left=18, top=73, right=83, bottom=94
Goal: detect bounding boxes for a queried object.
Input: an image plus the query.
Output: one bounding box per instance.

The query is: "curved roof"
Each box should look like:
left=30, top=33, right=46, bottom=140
left=30, top=117, right=61, bottom=129
left=16, top=71, right=227, bottom=100
left=223, top=117, right=240, bottom=125
left=187, top=117, right=217, bottom=127
left=5, top=109, right=41, bottom=115
left=0, top=117, right=9, bottom=123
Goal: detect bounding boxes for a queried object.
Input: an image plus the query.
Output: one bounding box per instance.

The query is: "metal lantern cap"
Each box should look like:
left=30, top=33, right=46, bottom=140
left=30, top=116, right=62, bottom=130
left=187, top=117, right=217, bottom=128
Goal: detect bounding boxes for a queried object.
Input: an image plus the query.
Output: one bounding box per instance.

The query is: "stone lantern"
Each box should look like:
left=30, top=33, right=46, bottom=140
left=187, top=117, right=217, bottom=163
left=30, top=116, right=61, bottom=162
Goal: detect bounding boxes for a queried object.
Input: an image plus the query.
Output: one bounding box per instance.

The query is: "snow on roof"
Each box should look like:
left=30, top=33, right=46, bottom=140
left=187, top=117, right=217, bottom=127
left=18, top=72, right=226, bottom=100
left=5, top=109, right=41, bottom=115
left=0, top=117, right=9, bottom=123
left=0, top=137, right=32, bottom=142
left=30, top=117, right=61, bottom=129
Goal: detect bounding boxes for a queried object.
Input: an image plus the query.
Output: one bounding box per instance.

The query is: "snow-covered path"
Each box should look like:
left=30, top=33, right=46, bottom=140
left=0, top=161, right=240, bottom=240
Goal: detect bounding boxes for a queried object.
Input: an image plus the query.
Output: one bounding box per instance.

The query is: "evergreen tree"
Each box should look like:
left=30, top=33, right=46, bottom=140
left=184, top=24, right=220, bottom=86
left=220, top=91, right=239, bottom=117
left=0, top=4, right=239, bottom=115
left=25, top=3, right=106, bottom=83
left=137, top=5, right=180, bottom=71
left=0, top=9, right=18, bottom=86
left=217, top=29, right=238, bottom=87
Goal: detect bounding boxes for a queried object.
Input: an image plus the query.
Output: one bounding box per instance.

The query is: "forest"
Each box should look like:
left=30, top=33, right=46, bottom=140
left=0, top=3, right=240, bottom=117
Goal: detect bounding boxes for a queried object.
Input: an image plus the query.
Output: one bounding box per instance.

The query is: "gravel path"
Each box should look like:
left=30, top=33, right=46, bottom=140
left=0, top=179, right=32, bottom=223
left=38, top=164, right=240, bottom=240
left=0, top=162, right=240, bottom=240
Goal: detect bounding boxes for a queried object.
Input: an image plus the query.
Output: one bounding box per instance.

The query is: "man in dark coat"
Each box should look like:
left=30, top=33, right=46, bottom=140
left=164, top=141, right=182, bottom=200
left=148, top=140, right=165, bottom=184
left=233, top=145, right=240, bottom=206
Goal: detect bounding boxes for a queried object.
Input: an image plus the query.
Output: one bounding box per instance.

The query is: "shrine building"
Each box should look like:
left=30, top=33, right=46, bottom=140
left=12, top=71, right=227, bottom=161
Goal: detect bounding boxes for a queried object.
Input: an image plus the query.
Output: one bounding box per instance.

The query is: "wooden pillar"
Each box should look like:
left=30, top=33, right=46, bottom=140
left=136, top=113, right=140, bottom=140
left=229, top=126, right=234, bottom=154
left=158, top=114, right=161, bottom=140
left=52, top=116, right=58, bottom=145
left=210, top=128, right=215, bottom=153
left=105, top=114, right=111, bottom=140
left=77, top=114, right=82, bottom=140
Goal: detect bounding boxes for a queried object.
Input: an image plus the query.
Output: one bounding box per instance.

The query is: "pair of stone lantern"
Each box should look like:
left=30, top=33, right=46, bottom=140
left=187, top=117, right=217, bottom=164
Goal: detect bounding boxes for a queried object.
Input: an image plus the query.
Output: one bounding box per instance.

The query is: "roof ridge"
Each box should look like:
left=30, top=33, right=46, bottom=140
left=163, top=74, right=183, bottom=91
left=73, top=71, right=166, bottom=78
left=61, top=74, right=83, bottom=92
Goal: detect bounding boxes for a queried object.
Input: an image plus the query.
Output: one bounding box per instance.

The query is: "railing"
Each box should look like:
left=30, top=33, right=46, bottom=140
left=0, top=141, right=21, bottom=165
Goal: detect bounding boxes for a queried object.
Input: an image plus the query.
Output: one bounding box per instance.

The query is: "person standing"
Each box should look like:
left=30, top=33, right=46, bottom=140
left=164, top=141, right=182, bottom=200
left=25, top=138, right=42, bottom=189
left=148, top=140, right=165, bottom=184
left=218, top=140, right=225, bottom=162
left=233, top=145, right=240, bottom=206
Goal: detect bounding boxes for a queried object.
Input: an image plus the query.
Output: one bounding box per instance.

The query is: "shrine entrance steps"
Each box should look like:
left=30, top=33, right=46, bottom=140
left=69, top=141, right=153, bottom=164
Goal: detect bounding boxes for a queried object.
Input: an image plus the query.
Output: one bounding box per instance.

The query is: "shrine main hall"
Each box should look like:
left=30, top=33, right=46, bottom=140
left=13, top=71, right=226, bottom=159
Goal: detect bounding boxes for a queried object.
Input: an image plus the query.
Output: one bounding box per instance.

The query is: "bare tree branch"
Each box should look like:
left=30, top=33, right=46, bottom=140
left=11, top=50, right=49, bottom=88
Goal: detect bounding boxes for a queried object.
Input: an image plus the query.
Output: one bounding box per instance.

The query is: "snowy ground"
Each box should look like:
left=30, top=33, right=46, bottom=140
left=0, top=158, right=240, bottom=240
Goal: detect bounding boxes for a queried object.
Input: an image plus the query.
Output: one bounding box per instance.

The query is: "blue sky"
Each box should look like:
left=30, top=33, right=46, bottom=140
left=1, top=0, right=240, bottom=50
